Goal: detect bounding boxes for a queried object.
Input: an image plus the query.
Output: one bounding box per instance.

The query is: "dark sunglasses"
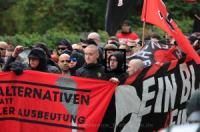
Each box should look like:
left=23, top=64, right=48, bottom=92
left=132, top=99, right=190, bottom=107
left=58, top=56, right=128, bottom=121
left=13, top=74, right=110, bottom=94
left=82, top=46, right=87, bottom=48
left=0, top=48, right=6, bottom=50
left=58, top=47, right=67, bottom=50
left=129, top=46, right=135, bottom=48
left=68, top=58, right=77, bottom=63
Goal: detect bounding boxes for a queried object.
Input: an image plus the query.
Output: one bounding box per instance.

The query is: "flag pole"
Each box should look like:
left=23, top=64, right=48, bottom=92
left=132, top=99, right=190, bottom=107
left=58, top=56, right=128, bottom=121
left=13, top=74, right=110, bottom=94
left=195, top=14, right=200, bottom=21
left=142, top=0, right=147, bottom=47
left=142, top=21, right=146, bottom=47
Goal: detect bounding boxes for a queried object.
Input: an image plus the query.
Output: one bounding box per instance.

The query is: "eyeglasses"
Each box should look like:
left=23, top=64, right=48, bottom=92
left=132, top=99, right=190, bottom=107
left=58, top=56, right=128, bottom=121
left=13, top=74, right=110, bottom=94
left=58, top=47, right=67, bottom=50
left=68, top=58, right=77, bottom=63
left=82, top=45, right=87, bottom=48
left=0, top=48, right=6, bottom=50
left=110, top=59, right=117, bottom=62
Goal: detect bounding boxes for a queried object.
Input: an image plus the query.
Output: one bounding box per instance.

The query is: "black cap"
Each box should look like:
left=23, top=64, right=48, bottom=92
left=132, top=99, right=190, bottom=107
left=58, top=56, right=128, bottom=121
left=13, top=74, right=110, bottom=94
left=80, top=38, right=97, bottom=46
left=28, top=47, right=46, bottom=59
left=188, top=36, right=199, bottom=44
left=28, top=42, right=51, bottom=58
left=122, top=20, right=131, bottom=26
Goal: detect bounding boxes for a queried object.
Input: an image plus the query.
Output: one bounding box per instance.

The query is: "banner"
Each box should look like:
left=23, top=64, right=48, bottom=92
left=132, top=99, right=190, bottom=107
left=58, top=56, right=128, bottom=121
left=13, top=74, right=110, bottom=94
left=141, top=0, right=200, bottom=64
left=105, top=0, right=139, bottom=36
left=127, top=40, right=182, bottom=67
left=115, top=51, right=200, bottom=132
left=0, top=71, right=118, bottom=132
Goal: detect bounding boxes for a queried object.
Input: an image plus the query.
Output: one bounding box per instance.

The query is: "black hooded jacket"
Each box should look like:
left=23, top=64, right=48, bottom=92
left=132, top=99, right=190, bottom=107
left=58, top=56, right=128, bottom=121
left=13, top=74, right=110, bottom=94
left=76, top=60, right=115, bottom=81
left=25, top=48, right=49, bottom=72
left=108, top=51, right=129, bottom=81
left=69, top=52, right=85, bottom=76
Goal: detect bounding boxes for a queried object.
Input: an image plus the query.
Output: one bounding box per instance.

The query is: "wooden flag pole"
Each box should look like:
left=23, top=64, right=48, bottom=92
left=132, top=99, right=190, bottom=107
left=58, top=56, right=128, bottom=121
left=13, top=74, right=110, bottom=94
left=195, top=14, right=200, bottom=21
left=142, top=21, right=146, bottom=47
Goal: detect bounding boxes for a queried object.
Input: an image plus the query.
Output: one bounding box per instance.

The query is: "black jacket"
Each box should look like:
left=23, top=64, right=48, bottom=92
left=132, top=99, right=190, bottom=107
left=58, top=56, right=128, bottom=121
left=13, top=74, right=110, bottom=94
left=76, top=62, right=115, bottom=81
left=3, top=52, right=61, bottom=74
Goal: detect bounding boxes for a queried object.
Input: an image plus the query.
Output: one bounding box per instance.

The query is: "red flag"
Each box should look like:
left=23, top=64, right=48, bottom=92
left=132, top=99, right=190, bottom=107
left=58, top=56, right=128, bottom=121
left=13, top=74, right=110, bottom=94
left=185, top=0, right=196, bottom=1
left=0, top=71, right=118, bottom=132
left=141, top=0, right=200, bottom=64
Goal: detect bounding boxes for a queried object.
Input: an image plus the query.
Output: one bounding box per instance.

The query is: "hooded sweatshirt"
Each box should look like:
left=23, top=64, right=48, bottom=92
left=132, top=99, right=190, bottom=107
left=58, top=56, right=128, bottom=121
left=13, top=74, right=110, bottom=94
left=69, top=52, right=85, bottom=76
left=26, top=47, right=48, bottom=72
left=108, top=51, right=129, bottom=80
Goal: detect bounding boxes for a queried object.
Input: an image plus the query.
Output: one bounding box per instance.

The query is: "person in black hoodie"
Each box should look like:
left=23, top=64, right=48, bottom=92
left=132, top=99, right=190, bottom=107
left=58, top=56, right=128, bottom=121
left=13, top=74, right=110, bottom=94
left=3, top=44, right=61, bottom=74
left=69, top=52, right=85, bottom=76
left=108, top=51, right=129, bottom=81
left=25, top=47, right=49, bottom=72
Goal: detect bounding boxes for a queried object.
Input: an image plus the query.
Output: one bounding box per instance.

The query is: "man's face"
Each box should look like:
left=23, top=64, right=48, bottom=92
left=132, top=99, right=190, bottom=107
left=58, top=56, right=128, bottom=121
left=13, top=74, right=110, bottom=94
left=122, top=23, right=131, bottom=33
left=5, top=51, right=13, bottom=63
left=58, top=55, right=70, bottom=72
left=0, top=44, right=6, bottom=57
left=110, top=56, right=118, bottom=70
left=119, top=45, right=130, bottom=56
left=30, top=58, right=40, bottom=69
left=127, top=63, right=135, bottom=76
left=106, top=50, right=114, bottom=62
left=58, top=44, right=68, bottom=54
left=85, top=48, right=99, bottom=64
left=82, top=43, right=89, bottom=51
left=69, top=58, right=77, bottom=68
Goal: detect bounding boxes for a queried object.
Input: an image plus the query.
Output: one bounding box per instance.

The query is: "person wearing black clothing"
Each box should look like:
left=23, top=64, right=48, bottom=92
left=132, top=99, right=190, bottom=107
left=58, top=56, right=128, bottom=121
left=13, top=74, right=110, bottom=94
left=76, top=45, right=118, bottom=132
left=108, top=51, right=129, bottom=81
left=25, top=48, right=48, bottom=72
left=3, top=45, right=61, bottom=74
left=69, top=52, right=85, bottom=76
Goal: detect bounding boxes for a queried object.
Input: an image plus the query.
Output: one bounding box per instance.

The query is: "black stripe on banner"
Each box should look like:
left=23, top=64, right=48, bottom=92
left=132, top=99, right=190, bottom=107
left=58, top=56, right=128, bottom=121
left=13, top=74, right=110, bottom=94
left=0, top=80, right=91, bottom=92
left=0, top=117, right=85, bottom=131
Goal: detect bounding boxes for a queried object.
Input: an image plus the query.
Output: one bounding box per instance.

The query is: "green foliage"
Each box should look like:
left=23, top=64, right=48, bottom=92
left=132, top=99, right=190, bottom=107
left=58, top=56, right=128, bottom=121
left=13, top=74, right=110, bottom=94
left=0, top=0, right=199, bottom=37
left=0, top=31, right=81, bottom=50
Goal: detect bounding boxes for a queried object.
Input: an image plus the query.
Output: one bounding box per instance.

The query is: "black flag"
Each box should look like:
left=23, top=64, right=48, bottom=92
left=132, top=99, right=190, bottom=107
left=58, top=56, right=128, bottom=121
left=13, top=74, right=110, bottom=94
left=105, top=0, right=139, bottom=36
left=192, top=17, right=200, bottom=33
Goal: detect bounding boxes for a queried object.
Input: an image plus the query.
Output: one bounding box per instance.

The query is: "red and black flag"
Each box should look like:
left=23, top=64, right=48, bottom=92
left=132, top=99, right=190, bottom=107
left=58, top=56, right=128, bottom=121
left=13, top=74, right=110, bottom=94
left=127, top=40, right=182, bottom=67
left=105, top=0, right=139, bottom=36
left=141, top=0, right=200, bottom=64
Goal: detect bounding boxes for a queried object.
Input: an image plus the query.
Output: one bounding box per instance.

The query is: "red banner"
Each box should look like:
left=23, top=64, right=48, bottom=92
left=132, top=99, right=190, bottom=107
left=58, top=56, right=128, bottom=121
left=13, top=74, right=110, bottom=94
left=0, top=71, right=118, bottom=132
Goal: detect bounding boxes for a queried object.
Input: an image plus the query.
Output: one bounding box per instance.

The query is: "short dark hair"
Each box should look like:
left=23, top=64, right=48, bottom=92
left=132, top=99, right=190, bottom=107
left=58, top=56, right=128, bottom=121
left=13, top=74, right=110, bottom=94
left=6, top=47, right=15, bottom=52
left=108, top=36, right=119, bottom=42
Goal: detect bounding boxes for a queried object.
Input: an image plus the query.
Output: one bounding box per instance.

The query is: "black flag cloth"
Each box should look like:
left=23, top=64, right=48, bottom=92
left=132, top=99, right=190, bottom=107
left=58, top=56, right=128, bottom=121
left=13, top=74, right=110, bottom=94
left=192, top=17, right=200, bottom=33
left=127, top=40, right=182, bottom=67
left=105, top=0, right=138, bottom=36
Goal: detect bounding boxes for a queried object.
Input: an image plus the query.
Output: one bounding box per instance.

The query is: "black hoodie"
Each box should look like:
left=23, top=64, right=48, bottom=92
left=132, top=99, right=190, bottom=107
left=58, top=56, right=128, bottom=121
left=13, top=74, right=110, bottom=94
left=69, top=52, right=85, bottom=76
left=26, top=48, right=48, bottom=72
left=108, top=51, right=129, bottom=80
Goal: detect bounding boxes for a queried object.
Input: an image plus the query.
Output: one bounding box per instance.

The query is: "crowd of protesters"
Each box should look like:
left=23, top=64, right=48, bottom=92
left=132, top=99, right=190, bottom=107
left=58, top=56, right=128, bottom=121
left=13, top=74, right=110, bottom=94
left=0, top=20, right=200, bottom=131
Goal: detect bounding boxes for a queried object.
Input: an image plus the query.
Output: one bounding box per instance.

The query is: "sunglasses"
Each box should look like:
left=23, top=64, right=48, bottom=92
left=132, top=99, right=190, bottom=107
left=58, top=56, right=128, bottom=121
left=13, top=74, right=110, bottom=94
left=0, top=48, right=6, bottom=50
left=58, top=47, right=67, bottom=50
left=82, top=45, right=87, bottom=48
left=68, top=58, right=77, bottom=63
left=129, top=46, right=135, bottom=48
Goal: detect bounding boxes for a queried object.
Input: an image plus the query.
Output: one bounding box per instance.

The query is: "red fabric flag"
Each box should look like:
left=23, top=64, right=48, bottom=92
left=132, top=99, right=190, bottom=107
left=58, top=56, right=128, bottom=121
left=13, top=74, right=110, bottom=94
left=0, top=71, right=118, bottom=132
left=185, top=0, right=196, bottom=1
left=141, top=0, right=200, bottom=64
